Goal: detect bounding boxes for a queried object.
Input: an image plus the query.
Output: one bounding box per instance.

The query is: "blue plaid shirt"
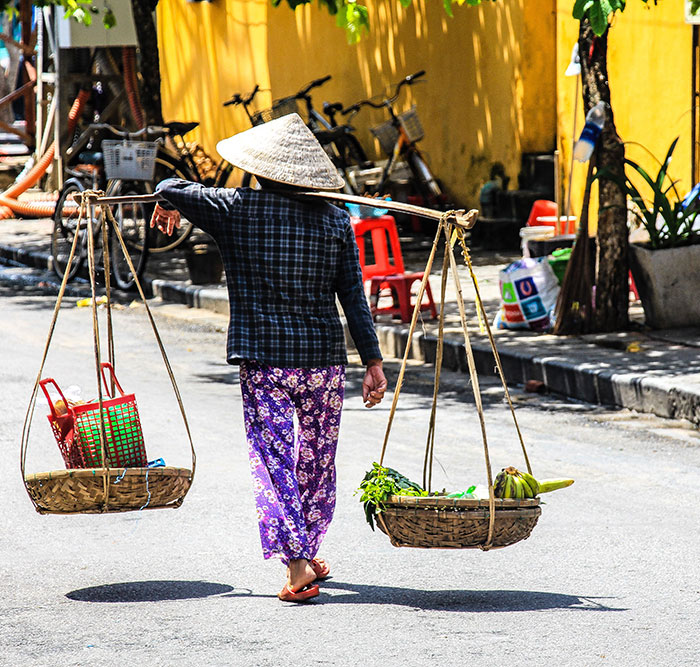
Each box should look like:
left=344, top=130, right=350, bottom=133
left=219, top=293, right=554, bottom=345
left=155, top=178, right=381, bottom=368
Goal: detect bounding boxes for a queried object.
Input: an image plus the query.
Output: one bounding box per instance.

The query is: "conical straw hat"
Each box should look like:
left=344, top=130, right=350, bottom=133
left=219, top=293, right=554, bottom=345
left=216, top=113, right=344, bottom=191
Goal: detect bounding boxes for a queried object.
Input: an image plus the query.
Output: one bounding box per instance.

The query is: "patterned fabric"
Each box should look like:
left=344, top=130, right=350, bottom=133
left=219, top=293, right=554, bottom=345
left=239, top=360, right=345, bottom=564
left=155, top=179, right=381, bottom=367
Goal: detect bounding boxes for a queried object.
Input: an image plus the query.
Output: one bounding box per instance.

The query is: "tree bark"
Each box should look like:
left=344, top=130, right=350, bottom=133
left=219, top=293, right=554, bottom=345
left=130, top=0, right=163, bottom=126
left=578, top=21, right=629, bottom=332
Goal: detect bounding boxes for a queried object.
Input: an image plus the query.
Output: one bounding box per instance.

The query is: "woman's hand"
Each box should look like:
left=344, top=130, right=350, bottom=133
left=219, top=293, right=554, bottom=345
left=150, top=203, right=181, bottom=236
left=362, top=360, right=387, bottom=408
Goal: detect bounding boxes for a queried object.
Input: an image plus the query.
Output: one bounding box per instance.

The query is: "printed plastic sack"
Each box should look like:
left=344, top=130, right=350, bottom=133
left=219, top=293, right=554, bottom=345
left=494, top=257, right=560, bottom=331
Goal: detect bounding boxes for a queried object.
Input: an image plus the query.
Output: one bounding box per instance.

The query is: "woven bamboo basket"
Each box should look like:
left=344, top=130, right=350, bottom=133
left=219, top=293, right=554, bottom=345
left=21, top=196, right=196, bottom=517
left=375, top=496, right=541, bottom=549
left=370, top=215, right=544, bottom=552
left=24, top=467, right=193, bottom=515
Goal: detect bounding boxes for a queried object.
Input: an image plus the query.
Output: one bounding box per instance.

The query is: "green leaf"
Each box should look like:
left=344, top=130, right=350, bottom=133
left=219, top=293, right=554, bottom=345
left=573, top=0, right=594, bottom=20
left=588, top=1, right=609, bottom=35
left=443, top=0, right=454, bottom=17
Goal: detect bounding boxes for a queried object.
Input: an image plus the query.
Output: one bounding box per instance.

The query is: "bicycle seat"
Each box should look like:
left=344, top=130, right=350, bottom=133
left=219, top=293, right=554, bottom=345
left=323, top=101, right=343, bottom=115
left=76, top=151, right=103, bottom=166
left=164, top=121, right=200, bottom=136
left=313, top=126, right=350, bottom=145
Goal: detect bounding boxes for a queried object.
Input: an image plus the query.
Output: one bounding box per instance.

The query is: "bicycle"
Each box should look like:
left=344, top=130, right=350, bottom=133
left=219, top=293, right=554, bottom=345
left=146, top=119, right=235, bottom=253
left=340, top=70, right=446, bottom=208
left=52, top=123, right=162, bottom=290
left=224, top=77, right=370, bottom=194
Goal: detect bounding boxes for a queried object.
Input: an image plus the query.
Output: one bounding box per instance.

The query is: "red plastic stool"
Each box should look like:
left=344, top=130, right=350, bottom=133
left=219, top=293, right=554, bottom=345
left=368, top=273, right=438, bottom=322
left=351, top=215, right=437, bottom=323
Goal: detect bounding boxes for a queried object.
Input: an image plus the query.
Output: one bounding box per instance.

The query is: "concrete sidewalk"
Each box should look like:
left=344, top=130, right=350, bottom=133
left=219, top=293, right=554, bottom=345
left=2, top=216, right=700, bottom=426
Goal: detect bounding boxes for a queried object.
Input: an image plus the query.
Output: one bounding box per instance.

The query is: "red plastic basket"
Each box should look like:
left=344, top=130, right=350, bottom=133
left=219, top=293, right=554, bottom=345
left=40, top=363, right=148, bottom=469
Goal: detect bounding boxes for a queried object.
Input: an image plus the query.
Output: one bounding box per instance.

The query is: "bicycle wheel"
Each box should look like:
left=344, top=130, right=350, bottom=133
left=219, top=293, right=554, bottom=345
left=148, top=155, right=195, bottom=253
left=51, top=179, right=87, bottom=282
left=108, top=180, right=152, bottom=291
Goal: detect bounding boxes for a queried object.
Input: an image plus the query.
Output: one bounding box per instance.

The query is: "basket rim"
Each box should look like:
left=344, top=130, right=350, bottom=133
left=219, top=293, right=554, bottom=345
left=25, top=466, right=192, bottom=482
left=384, top=495, right=540, bottom=509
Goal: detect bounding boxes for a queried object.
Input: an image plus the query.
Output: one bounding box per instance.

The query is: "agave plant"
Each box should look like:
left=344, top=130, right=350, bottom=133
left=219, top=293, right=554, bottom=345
left=596, top=137, right=700, bottom=250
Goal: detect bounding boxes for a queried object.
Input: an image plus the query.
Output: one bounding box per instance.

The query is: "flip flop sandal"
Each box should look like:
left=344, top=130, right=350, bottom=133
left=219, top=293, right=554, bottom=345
left=277, top=583, right=320, bottom=603
left=311, top=558, right=331, bottom=580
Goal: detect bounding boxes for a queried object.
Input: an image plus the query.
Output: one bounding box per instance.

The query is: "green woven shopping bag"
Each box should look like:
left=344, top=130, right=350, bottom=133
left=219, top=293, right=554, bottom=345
left=71, top=363, right=148, bottom=468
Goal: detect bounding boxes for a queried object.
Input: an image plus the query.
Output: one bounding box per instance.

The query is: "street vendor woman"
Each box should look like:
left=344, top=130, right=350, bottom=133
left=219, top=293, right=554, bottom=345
left=151, top=113, right=387, bottom=603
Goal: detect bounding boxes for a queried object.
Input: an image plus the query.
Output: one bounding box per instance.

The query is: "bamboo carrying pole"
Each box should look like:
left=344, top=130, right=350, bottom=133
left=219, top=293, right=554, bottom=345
left=92, top=191, right=480, bottom=231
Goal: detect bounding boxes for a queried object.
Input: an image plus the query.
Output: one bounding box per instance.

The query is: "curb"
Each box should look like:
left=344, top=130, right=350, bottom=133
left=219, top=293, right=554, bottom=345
left=0, top=243, right=51, bottom=272
left=372, top=324, right=700, bottom=426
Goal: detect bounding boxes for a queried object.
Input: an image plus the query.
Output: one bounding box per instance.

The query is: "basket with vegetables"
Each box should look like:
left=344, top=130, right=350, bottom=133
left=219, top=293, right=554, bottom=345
left=359, top=464, right=572, bottom=549
left=364, top=219, right=574, bottom=551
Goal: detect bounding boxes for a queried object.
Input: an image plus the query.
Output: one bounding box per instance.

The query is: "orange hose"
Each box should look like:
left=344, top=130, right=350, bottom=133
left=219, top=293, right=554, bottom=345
left=0, top=89, right=90, bottom=217
left=0, top=195, right=56, bottom=217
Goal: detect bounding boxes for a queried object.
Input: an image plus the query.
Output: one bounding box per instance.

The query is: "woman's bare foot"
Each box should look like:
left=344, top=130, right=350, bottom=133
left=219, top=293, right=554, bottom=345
left=287, top=558, right=316, bottom=592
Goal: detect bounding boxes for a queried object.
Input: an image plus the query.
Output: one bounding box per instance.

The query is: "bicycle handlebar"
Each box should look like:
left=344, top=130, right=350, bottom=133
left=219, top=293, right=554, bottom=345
left=298, top=75, right=331, bottom=98
left=274, top=75, right=332, bottom=108
left=66, top=123, right=166, bottom=158
left=223, top=84, right=260, bottom=107
left=340, top=70, right=426, bottom=116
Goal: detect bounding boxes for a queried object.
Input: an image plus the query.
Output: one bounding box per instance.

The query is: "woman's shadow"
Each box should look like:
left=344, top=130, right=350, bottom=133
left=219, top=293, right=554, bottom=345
left=65, top=579, right=627, bottom=612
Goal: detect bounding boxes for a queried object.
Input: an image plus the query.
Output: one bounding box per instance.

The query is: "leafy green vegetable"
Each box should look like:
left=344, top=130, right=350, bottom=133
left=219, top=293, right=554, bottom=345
left=357, top=462, right=427, bottom=531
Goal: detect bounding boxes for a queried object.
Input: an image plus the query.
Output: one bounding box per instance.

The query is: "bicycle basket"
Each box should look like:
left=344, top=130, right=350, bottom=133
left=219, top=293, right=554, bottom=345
left=370, top=106, right=425, bottom=157
left=370, top=120, right=399, bottom=157
left=399, top=106, right=424, bottom=144
left=102, top=140, right=158, bottom=181
left=251, top=98, right=300, bottom=126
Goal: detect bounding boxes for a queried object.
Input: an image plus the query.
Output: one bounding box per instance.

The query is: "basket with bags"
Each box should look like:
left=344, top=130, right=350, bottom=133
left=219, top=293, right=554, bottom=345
left=21, top=190, right=195, bottom=515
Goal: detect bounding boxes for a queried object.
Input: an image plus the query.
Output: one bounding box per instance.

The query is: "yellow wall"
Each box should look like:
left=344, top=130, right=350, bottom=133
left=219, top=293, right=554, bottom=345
left=556, top=0, right=694, bottom=226
left=157, top=0, right=557, bottom=205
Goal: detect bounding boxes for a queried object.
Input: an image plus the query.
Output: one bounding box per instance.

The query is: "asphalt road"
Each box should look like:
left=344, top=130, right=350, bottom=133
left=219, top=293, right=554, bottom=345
left=1, top=283, right=699, bottom=666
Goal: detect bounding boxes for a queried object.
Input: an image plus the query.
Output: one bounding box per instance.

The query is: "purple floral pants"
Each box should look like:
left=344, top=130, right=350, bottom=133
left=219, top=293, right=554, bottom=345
left=239, top=361, right=345, bottom=564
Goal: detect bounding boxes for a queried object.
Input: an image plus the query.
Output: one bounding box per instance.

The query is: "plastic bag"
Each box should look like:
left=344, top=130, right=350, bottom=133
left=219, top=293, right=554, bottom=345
left=494, top=257, right=560, bottom=331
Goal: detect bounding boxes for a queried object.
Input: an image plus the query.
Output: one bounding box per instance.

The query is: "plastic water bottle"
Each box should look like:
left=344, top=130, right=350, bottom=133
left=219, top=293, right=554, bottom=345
left=573, top=102, right=606, bottom=162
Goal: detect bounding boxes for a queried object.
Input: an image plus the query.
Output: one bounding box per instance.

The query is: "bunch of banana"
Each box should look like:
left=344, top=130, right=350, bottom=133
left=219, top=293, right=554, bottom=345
left=493, top=466, right=574, bottom=499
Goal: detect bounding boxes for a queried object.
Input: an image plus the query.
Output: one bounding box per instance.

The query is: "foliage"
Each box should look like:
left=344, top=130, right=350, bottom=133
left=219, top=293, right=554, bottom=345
left=0, top=1, right=115, bottom=29
left=271, top=0, right=495, bottom=41
left=357, top=462, right=427, bottom=531
left=271, top=0, right=684, bottom=42
left=595, top=138, right=700, bottom=250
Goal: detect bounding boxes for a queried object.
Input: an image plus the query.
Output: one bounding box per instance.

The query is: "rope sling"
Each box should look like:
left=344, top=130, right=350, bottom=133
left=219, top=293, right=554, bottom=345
left=372, top=211, right=540, bottom=550
left=20, top=191, right=196, bottom=514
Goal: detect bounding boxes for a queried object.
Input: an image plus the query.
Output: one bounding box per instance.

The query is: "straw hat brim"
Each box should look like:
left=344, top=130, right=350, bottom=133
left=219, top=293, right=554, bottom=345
left=216, top=113, right=344, bottom=191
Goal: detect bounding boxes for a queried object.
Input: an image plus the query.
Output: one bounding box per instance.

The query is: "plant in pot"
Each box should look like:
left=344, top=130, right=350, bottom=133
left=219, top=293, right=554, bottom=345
left=596, top=137, right=700, bottom=328
left=184, top=230, right=224, bottom=285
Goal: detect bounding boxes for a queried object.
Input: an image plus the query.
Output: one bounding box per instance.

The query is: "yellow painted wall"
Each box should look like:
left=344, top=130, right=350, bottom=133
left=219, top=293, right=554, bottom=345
left=157, top=0, right=557, bottom=205
left=556, top=0, right=694, bottom=228
left=156, top=0, right=272, bottom=165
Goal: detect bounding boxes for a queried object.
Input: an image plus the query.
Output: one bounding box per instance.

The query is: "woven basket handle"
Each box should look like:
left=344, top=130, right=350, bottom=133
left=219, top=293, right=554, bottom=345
left=99, top=362, right=125, bottom=399
left=38, top=378, right=69, bottom=420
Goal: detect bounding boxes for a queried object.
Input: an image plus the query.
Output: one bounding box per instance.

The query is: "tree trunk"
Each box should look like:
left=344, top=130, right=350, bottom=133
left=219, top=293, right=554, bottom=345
left=130, top=0, right=163, bottom=126
left=578, top=21, right=629, bottom=332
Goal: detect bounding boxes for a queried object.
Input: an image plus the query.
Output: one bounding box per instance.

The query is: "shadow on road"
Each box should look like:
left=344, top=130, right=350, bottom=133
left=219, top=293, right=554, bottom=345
left=317, top=581, right=627, bottom=612
left=66, top=580, right=235, bottom=603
